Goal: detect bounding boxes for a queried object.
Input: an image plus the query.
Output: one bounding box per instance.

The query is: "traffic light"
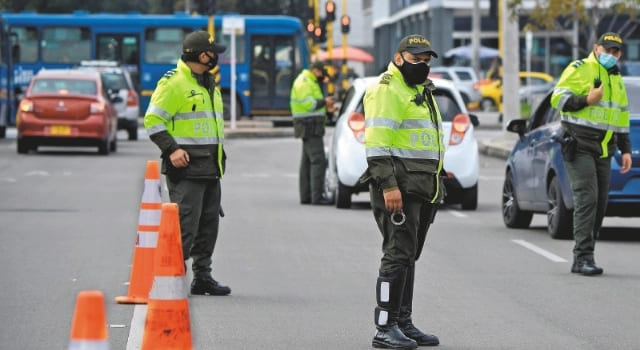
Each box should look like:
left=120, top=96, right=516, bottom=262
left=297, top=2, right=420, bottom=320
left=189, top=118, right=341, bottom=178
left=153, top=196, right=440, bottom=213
left=306, top=20, right=315, bottom=36
left=325, top=0, right=336, bottom=22
left=341, top=15, right=350, bottom=34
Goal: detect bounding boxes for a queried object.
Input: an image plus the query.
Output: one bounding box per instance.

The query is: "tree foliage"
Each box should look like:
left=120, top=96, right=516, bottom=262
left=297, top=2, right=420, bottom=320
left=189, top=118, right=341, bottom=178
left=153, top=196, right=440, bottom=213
left=508, top=0, right=640, bottom=54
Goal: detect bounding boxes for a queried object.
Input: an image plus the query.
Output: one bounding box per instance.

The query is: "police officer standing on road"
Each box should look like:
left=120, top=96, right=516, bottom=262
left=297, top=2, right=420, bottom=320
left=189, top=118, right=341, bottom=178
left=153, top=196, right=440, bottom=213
left=144, top=30, right=231, bottom=295
left=551, top=32, right=632, bottom=276
left=361, top=34, right=443, bottom=349
left=290, top=62, right=335, bottom=205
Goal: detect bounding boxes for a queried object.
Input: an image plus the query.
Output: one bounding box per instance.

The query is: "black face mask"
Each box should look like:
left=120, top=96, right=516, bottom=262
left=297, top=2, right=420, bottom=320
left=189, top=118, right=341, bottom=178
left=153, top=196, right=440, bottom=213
left=203, top=52, right=218, bottom=70
left=398, top=56, right=430, bottom=86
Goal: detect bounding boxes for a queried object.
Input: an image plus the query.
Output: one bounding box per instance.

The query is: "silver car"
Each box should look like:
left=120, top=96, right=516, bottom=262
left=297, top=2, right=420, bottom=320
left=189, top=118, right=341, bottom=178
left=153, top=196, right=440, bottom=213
left=326, top=76, right=480, bottom=209
left=430, top=66, right=482, bottom=108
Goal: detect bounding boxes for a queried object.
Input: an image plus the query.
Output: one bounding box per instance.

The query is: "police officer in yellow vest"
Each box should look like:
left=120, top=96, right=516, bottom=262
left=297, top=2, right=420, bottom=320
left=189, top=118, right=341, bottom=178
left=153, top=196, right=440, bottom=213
left=551, top=32, right=632, bottom=276
left=290, top=61, right=335, bottom=205
left=362, top=34, right=443, bottom=349
left=144, top=30, right=231, bottom=295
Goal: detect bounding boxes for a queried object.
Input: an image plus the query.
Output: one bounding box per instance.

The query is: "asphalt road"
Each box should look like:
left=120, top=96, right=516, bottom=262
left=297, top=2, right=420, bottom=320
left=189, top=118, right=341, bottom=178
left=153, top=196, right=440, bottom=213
left=0, top=127, right=639, bottom=349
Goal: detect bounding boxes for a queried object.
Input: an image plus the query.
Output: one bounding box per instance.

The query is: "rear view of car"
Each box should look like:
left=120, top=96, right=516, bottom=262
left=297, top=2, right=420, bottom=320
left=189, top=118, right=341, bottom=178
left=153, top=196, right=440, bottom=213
left=79, top=61, right=140, bottom=140
left=16, top=69, right=118, bottom=155
left=327, top=76, right=480, bottom=210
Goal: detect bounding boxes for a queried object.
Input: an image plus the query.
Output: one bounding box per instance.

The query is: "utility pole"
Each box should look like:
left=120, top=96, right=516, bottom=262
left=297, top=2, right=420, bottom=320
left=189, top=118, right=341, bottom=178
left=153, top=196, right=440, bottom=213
left=471, top=0, right=480, bottom=75
left=501, top=0, right=519, bottom=129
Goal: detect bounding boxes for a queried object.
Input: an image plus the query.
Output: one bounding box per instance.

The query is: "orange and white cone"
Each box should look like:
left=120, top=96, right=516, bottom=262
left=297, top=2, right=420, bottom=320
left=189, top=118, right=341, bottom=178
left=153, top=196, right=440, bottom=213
left=68, top=290, right=109, bottom=350
left=141, top=203, right=192, bottom=350
left=116, top=160, right=162, bottom=304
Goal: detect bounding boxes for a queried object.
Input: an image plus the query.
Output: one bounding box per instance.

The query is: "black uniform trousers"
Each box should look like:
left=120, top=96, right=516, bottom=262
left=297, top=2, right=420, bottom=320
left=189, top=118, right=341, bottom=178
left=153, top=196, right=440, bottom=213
left=166, top=177, right=221, bottom=280
left=370, top=184, right=437, bottom=271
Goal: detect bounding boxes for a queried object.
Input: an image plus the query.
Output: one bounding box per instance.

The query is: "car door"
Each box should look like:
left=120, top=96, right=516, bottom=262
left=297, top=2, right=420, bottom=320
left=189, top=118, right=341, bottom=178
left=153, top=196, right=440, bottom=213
left=528, top=95, right=562, bottom=207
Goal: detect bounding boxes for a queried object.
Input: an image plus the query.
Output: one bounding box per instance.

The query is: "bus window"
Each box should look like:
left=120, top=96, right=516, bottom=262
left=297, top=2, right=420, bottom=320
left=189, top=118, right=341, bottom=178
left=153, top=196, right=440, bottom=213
left=144, top=28, right=187, bottom=64
left=42, top=27, right=90, bottom=63
left=11, top=26, right=38, bottom=63
left=217, top=32, right=245, bottom=64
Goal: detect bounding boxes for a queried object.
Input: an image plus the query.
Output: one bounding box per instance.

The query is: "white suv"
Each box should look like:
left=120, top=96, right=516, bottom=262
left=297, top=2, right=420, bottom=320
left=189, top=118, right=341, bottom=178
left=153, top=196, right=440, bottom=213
left=326, top=76, right=480, bottom=210
left=429, top=66, right=482, bottom=110
left=79, top=61, right=140, bottom=140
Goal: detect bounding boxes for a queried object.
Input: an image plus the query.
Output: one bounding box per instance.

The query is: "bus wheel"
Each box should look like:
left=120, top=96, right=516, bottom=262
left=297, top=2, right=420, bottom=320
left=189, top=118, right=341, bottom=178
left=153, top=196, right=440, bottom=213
left=0, top=126, right=5, bottom=138
left=222, top=94, right=242, bottom=121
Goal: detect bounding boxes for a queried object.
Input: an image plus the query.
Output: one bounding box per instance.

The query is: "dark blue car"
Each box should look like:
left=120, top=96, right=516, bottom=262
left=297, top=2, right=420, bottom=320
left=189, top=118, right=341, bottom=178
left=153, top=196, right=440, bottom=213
left=502, top=76, right=640, bottom=239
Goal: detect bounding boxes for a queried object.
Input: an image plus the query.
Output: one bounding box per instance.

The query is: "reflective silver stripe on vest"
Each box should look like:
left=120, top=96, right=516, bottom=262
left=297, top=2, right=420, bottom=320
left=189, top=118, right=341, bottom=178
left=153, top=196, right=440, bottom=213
left=292, top=112, right=325, bottom=118
left=173, top=110, right=223, bottom=121
left=146, top=123, right=167, bottom=136
left=367, top=146, right=442, bottom=159
left=366, top=117, right=400, bottom=129
left=292, top=96, right=318, bottom=108
left=173, top=136, right=224, bottom=145
left=561, top=114, right=630, bottom=133
left=553, top=88, right=572, bottom=112
left=365, top=117, right=437, bottom=130
left=147, top=104, right=172, bottom=120
left=148, top=276, right=188, bottom=300
left=137, top=231, right=158, bottom=248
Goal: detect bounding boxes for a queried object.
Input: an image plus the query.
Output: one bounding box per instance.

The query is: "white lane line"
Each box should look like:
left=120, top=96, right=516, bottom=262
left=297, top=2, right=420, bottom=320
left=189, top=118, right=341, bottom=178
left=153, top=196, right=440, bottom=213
left=511, top=239, right=568, bottom=262
left=448, top=210, right=468, bottom=218
left=126, top=304, right=147, bottom=350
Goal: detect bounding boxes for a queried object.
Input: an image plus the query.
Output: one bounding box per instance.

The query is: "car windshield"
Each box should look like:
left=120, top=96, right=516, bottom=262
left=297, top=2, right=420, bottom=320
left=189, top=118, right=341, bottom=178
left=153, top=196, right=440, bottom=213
left=626, top=82, right=640, bottom=117
left=101, top=72, right=128, bottom=91
left=433, top=89, right=463, bottom=122
left=31, top=78, right=97, bottom=95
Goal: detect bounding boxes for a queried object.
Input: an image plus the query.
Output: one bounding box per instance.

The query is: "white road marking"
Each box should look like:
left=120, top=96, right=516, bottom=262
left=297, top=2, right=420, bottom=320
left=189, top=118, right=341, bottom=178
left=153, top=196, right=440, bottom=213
left=511, top=239, right=568, bottom=262
left=25, top=170, right=50, bottom=176
left=110, top=324, right=126, bottom=328
left=126, top=305, right=147, bottom=350
left=447, top=210, right=468, bottom=218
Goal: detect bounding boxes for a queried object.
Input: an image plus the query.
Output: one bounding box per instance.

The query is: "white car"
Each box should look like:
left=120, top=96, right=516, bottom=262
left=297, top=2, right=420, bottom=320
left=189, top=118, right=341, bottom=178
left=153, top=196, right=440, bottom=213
left=326, top=76, right=480, bottom=210
left=429, top=66, right=482, bottom=108
left=79, top=60, right=140, bottom=140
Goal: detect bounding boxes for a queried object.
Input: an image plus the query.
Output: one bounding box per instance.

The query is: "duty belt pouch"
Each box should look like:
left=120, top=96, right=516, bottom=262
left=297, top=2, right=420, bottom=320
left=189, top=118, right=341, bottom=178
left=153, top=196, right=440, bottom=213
left=560, top=133, right=577, bottom=162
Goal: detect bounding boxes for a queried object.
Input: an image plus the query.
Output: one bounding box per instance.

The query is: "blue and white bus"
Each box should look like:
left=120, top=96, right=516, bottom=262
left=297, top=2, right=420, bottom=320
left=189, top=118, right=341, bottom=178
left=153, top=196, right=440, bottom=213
left=0, top=12, right=311, bottom=136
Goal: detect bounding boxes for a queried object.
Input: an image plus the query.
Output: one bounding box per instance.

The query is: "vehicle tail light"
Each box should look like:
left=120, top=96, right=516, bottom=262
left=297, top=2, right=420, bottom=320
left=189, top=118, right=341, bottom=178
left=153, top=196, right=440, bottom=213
left=449, top=113, right=470, bottom=146
left=126, top=89, right=138, bottom=107
left=90, top=102, right=106, bottom=114
left=19, top=99, right=33, bottom=113
left=347, top=111, right=366, bottom=143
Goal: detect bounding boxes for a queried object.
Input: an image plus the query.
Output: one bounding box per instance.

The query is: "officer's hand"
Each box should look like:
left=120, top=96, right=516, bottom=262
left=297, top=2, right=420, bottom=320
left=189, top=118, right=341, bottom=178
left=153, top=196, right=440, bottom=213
left=620, top=153, right=632, bottom=174
left=586, top=84, right=603, bottom=105
left=383, top=188, right=403, bottom=213
left=170, top=149, right=190, bottom=168
left=325, top=97, right=336, bottom=113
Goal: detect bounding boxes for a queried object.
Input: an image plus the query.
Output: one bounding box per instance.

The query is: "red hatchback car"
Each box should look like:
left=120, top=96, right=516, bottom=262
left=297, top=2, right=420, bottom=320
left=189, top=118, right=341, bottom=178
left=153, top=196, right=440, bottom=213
left=16, top=69, right=119, bottom=154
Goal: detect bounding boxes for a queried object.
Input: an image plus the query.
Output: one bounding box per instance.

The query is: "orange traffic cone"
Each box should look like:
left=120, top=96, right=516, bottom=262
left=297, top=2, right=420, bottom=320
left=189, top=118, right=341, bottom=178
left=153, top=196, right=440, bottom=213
left=68, top=290, right=109, bottom=350
left=141, top=203, right=192, bottom=350
left=116, top=160, right=162, bottom=304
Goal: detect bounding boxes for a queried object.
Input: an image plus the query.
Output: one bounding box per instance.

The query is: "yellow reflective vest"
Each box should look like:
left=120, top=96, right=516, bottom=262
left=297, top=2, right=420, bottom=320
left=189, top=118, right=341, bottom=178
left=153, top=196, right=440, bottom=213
left=289, top=69, right=326, bottom=138
left=551, top=52, right=629, bottom=157
left=144, top=59, right=225, bottom=178
left=362, top=62, right=445, bottom=203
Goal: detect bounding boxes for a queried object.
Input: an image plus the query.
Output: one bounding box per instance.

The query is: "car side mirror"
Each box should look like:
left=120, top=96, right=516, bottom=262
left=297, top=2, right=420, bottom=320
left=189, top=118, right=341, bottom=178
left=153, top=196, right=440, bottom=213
left=468, top=113, right=480, bottom=127
left=506, top=118, right=528, bottom=139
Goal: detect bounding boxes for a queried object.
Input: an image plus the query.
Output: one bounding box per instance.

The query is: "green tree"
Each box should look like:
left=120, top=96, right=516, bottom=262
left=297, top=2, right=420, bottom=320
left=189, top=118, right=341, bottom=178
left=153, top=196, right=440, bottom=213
left=508, top=0, right=640, bottom=55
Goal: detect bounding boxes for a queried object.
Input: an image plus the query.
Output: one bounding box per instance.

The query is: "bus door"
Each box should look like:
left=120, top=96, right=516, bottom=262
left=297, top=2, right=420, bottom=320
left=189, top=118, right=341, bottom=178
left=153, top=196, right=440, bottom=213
left=96, top=34, right=140, bottom=91
left=0, top=19, right=7, bottom=137
left=249, top=35, right=296, bottom=114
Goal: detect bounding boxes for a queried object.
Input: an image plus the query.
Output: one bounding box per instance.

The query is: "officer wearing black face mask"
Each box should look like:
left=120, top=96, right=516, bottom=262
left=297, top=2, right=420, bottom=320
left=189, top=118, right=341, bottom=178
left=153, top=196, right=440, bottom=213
left=360, top=34, right=443, bottom=349
left=144, top=30, right=232, bottom=296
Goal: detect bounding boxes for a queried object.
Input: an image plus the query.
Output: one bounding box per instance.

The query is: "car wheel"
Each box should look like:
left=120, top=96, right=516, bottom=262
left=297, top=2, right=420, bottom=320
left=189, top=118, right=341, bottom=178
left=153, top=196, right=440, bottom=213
left=502, top=171, right=533, bottom=228
left=98, top=138, right=110, bottom=155
left=17, top=139, right=30, bottom=154
left=481, top=98, right=494, bottom=112
left=335, top=181, right=352, bottom=209
left=0, top=125, right=6, bottom=138
left=461, top=184, right=478, bottom=210
left=128, top=127, right=138, bottom=140
left=547, top=176, right=573, bottom=239
left=110, top=136, right=117, bottom=152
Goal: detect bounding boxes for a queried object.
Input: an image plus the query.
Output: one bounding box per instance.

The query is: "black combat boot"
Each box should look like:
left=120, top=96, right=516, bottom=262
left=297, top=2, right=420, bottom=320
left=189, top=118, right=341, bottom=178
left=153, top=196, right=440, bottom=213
left=398, top=264, right=439, bottom=346
left=190, top=276, right=231, bottom=296
left=372, top=267, right=418, bottom=349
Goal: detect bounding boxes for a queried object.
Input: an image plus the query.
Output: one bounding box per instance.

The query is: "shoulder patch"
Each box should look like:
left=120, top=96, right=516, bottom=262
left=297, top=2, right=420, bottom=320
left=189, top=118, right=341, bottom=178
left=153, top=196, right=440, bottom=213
left=162, top=69, right=177, bottom=79
left=379, top=73, right=392, bottom=85
left=571, top=59, right=585, bottom=68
